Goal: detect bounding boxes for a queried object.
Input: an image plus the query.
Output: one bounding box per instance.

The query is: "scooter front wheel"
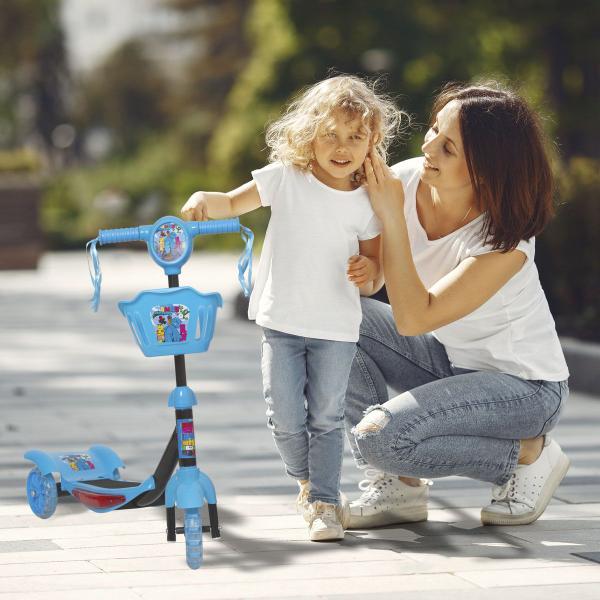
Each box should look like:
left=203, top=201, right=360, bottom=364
left=26, top=468, right=58, bottom=519
left=184, top=507, right=203, bottom=569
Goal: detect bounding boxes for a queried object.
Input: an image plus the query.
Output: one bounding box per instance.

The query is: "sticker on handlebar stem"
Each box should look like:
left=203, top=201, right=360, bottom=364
left=177, top=419, right=196, bottom=459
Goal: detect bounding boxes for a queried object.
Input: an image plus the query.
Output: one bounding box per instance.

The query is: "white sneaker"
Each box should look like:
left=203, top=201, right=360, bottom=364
left=296, top=481, right=350, bottom=529
left=347, top=468, right=429, bottom=528
left=307, top=501, right=344, bottom=541
left=481, top=437, right=570, bottom=526
left=296, top=480, right=311, bottom=517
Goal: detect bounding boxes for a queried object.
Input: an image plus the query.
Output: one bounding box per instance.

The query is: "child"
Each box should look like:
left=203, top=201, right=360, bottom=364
left=181, top=75, right=405, bottom=541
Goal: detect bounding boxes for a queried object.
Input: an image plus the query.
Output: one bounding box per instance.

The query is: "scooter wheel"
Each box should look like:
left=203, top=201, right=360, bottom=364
left=26, top=468, right=58, bottom=519
left=184, top=507, right=203, bottom=569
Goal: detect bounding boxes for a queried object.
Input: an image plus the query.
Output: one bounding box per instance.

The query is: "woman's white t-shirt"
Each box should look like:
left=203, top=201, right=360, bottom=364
left=248, top=162, right=381, bottom=342
left=393, top=157, right=569, bottom=381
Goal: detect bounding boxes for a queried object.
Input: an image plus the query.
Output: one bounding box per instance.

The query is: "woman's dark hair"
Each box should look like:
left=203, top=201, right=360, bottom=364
left=430, top=81, right=555, bottom=251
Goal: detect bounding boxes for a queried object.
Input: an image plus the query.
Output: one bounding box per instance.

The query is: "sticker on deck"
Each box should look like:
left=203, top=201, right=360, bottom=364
left=59, top=453, right=95, bottom=471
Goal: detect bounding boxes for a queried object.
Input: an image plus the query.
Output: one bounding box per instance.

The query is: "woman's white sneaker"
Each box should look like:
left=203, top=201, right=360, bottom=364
left=347, top=468, right=429, bottom=528
left=481, top=437, right=570, bottom=526
left=307, top=501, right=344, bottom=541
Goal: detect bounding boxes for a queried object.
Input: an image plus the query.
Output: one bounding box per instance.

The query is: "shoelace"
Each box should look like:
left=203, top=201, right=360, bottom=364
left=358, top=467, right=386, bottom=490
left=492, top=476, right=514, bottom=502
left=356, top=468, right=391, bottom=504
left=357, top=468, right=432, bottom=501
left=491, top=472, right=531, bottom=507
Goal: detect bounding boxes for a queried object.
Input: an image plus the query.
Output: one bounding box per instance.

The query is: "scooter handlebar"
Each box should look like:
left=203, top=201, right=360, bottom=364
left=98, top=226, right=142, bottom=245
left=97, top=218, right=240, bottom=247
left=189, top=218, right=241, bottom=237
left=87, top=216, right=253, bottom=311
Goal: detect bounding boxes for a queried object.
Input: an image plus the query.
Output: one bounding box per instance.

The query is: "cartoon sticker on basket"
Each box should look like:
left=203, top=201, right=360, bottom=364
left=153, top=223, right=186, bottom=263
left=152, top=304, right=190, bottom=344
left=60, top=453, right=95, bottom=471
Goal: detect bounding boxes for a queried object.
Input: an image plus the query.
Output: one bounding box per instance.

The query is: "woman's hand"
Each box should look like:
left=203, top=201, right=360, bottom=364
left=180, top=191, right=209, bottom=221
left=364, top=151, right=405, bottom=221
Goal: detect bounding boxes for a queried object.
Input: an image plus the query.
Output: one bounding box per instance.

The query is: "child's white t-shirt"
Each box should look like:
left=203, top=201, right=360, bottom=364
left=393, top=157, right=569, bottom=381
left=248, top=162, right=381, bottom=342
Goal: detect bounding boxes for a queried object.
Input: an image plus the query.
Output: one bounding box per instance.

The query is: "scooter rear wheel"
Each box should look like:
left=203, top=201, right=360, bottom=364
left=184, top=508, right=203, bottom=569
left=26, top=468, right=58, bottom=519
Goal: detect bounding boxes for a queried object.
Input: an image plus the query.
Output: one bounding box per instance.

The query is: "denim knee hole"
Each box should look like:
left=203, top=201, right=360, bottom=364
left=352, top=405, right=392, bottom=439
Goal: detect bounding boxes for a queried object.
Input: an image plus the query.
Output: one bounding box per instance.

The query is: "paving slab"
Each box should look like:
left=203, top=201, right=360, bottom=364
left=303, top=584, right=600, bottom=600
left=456, top=564, right=600, bottom=588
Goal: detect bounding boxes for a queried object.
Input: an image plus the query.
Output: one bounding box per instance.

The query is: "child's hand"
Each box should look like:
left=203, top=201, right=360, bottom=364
left=347, top=254, right=378, bottom=286
left=180, top=191, right=209, bottom=222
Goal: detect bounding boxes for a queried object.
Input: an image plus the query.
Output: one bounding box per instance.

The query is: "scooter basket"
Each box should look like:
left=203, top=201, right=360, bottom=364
left=118, top=287, right=222, bottom=357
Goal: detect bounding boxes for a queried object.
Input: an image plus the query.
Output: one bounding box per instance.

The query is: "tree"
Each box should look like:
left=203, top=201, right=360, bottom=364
left=75, top=40, right=170, bottom=155
left=160, top=0, right=253, bottom=163
left=0, top=0, right=69, bottom=161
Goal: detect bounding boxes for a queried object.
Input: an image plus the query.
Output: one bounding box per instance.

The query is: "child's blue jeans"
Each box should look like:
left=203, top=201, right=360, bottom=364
left=261, top=327, right=357, bottom=505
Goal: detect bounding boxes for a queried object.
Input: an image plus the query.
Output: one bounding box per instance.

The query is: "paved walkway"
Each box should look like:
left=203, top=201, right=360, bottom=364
left=1, top=251, right=600, bottom=599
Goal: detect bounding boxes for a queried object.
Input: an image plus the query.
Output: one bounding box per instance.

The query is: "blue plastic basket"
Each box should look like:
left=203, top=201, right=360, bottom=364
left=118, top=287, right=222, bottom=357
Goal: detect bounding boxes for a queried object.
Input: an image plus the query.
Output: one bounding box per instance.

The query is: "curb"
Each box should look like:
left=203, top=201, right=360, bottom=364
left=561, top=337, right=600, bottom=396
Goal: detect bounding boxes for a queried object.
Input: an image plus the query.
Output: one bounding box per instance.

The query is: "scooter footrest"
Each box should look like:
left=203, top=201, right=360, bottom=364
left=80, top=479, right=140, bottom=489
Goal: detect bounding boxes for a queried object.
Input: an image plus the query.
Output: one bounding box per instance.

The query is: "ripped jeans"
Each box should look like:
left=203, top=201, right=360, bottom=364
left=344, top=298, right=568, bottom=486
left=261, top=327, right=357, bottom=504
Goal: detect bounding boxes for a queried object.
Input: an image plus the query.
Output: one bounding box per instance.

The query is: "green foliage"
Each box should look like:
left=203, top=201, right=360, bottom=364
left=208, top=0, right=298, bottom=176
left=42, top=173, right=84, bottom=247
left=40, top=130, right=267, bottom=251
left=28, top=0, right=598, bottom=338
left=537, top=158, right=600, bottom=340
left=42, top=133, right=182, bottom=246
left=0, top=148, right=42, bottom=173
left=0, top=0, right=67, bottom=149
left=159, top=0, right=253, bottom=163
left=0, top=0, right=62, bottom=69
left=74, top=40, right=171, bottom=155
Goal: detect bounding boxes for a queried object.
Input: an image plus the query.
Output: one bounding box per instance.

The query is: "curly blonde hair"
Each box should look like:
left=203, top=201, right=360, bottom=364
left=265, top=75, right=408, bottom=185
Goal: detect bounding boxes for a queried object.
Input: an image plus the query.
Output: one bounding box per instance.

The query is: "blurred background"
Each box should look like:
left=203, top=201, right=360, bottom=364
left=0, top=0, right=598, bottom=340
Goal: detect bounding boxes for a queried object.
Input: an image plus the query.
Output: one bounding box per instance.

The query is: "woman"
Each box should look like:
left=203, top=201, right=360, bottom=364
left=344, top=81, right=570, bottom=528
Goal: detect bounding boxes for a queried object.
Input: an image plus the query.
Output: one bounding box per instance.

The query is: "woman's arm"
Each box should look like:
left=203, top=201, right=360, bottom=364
left=382, top=212, right=526, bottom=335
left=181, top=181, right=262, bottom=221
left=364, top=152, right=526, bottom=336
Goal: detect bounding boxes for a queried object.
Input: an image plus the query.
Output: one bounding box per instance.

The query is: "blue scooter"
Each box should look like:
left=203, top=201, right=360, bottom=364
left=24, top=216, right=253, bottom=569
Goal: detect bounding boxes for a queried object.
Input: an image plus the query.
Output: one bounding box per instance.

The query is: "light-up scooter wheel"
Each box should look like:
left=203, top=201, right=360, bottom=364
left=26, top=468, right=58, bottom=519
left=184, top=507, right=203, bottom=569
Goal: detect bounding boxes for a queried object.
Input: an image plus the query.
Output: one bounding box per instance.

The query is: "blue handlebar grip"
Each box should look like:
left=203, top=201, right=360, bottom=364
left=189, top=218, right=240, bottom=237
left=98, top=226, right=142, bottom=245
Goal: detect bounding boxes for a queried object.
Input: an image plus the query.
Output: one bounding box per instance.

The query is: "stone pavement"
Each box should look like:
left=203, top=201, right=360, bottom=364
left=1, top=251, right=600, bottom=599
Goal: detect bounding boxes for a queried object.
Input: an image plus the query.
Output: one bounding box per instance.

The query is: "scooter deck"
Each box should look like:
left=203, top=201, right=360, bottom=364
left=66, top=475, right=156, bottom=512
left=25, top=446, right=126, bottom=483
left=79, top=479, right=140, bottom=489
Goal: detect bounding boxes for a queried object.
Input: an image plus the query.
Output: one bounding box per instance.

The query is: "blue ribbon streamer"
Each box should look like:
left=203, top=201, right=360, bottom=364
left=238, top=225, right=254, bottom=298
left=86, top=237, right=102, bottom=312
